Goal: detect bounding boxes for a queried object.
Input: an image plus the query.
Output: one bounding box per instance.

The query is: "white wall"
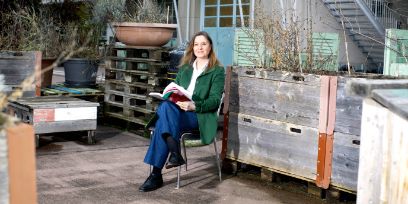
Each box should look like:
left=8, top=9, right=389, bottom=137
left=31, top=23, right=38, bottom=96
left=178, top=0, right=201, bottom=43
left=178, top=0, right=368, bottom=66
left=259, top=0, right=367, bottom=67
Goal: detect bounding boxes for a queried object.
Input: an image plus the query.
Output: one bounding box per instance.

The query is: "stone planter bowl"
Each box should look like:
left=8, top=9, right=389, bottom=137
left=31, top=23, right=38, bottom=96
left=113, top=22, right=177, bottom=47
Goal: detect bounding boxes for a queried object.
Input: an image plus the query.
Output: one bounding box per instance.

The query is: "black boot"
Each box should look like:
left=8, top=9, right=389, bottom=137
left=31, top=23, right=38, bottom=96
left=165, top=152, right=185, bottom=169
left=139, top=173, right=163, bottom=192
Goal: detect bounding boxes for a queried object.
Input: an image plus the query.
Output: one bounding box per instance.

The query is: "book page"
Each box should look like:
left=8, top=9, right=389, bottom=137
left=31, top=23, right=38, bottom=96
left=163, top=82, right=192, bottom=100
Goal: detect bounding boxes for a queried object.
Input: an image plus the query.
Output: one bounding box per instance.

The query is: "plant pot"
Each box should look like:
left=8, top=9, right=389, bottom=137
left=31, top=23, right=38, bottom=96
left=113, top=22, right=177, bottom=47
left=41, top=58, right=55, bottom=88
left=63, top=58, right=98, bottom=88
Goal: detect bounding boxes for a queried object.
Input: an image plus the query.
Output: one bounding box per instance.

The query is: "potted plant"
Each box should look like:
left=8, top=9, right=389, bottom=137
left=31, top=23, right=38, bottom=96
left=109, top=0, right=177, bottom=47
left=59, top=2, right=106, bottom=88
left=0, top=6, right=64, bottom=88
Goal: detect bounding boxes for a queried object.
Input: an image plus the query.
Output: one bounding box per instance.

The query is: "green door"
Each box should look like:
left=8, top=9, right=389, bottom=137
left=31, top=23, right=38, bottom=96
left=201, top=0, right=251, bottom=67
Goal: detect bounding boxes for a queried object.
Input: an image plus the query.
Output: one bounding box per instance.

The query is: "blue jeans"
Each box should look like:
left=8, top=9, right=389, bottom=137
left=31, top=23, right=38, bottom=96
left=143, top=101, right=198, bottom=169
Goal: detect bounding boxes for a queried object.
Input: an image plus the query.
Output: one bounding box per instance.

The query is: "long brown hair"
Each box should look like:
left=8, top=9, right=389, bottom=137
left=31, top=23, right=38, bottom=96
left=179, top=31, right=220, bottom=69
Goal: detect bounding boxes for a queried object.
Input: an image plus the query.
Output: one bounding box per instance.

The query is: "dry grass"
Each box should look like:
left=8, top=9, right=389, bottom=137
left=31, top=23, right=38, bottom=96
left=237, top=2, right=345, bottom=73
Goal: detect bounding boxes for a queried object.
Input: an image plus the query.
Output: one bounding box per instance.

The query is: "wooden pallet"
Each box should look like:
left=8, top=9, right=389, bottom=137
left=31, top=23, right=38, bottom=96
left=42, top=84, right=103, bottom=96
left=109, top=46, right=171, bottom=61
left=105, top=68, right=168, bottom=86
left=105, top=59, right=170, bottom=72
left=105, top=79, right=163, bottom=95
left=104, top=102, right=154, bottom=126
left=104, top=90, right=159, bottom=112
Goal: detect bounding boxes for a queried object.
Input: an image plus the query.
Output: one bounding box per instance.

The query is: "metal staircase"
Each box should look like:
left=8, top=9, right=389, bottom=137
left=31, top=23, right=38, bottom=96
left=322, top=0, right=402, bottom=72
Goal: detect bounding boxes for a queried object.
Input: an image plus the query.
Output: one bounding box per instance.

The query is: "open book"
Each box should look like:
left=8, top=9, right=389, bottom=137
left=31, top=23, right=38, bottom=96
left=149, top=82, right=192, bottom=103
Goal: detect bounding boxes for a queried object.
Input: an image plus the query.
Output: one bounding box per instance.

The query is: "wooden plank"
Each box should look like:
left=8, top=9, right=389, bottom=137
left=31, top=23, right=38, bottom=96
left=233, top=67, right=322, bottom=86
left=318, top=76, right=330, bottom=133
left=382, top=111, right=408, bottom=203
left=222, top=66, right=232, bottom=160
left=357, top=98, right=387, bottom=204
left=316, top=76, right=338, bottom=189
left=7, top=123, right=37, bottom=204
left=33, top=119, right=97, bottom=134
left=335, top=77, right=363, bottom=136
left=345, top=78, right=408, bottom=97
left=230, top=67, right=321, bottom=128
left=371, top=89, right=408, bottom=120
left=331, top=132, right=360, bottom=192
left=227, top=112, right=319, bottom=181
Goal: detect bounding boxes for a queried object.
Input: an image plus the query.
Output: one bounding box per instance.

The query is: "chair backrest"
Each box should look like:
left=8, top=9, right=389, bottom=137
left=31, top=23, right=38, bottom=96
left=216, top=93, right=225, bottom=117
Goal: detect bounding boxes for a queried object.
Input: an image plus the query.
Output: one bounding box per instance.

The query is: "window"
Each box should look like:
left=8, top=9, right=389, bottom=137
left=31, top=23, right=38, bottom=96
left=203, top=0, right=251, bottom=28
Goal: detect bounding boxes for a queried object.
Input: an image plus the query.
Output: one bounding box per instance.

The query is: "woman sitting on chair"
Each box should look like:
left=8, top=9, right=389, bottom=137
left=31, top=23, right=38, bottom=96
left=139, top=31, right=225, bottom=192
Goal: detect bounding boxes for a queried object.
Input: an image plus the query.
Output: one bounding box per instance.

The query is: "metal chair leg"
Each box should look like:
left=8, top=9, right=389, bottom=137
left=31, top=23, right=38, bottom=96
left=176, top=165, right=181, bottom=189
left=213, top=139, right=222, bottom=182
left=181, top=134, right=188, bottom=171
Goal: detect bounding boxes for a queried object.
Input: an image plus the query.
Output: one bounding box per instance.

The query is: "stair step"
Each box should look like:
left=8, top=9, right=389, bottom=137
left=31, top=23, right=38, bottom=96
left=330, top=8, right=359, bottom=11
left=333, top=14, right=366, bottom=17
left=324, top=0, right=355, bottom=4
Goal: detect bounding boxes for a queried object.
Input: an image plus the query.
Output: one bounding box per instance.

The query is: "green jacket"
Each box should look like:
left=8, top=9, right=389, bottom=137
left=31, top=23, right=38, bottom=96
left=146, top=64, right=225, bottom=144
left=175, top=64, right=225, bottom=144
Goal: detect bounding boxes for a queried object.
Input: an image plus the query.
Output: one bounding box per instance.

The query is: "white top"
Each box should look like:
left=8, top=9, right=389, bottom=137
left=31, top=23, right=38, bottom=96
left=187, top=60, right=207, bottom=94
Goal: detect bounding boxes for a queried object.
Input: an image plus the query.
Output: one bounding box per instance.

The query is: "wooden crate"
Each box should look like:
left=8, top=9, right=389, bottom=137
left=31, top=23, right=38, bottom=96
left=226, top=66, right=369, bottom=193
left=0, top=51, right=41, bottom=96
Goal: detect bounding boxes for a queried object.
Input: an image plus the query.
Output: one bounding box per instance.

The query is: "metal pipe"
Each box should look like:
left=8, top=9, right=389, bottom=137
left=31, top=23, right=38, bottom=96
left=279, top=0, right=285, bottom=26
left=250, top=0, right=255, bottom=29
left=186, top=0, right=191, bottom=41
left=238, top=0, right=245, bottom=27
left=355, top=0, right=385, bottom=37
left=173, top=0, right=183, bottom=44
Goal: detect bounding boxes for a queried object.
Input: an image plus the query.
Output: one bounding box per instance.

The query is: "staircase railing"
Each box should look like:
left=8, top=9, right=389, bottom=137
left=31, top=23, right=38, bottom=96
left=360, top=0, right=404, bottom=29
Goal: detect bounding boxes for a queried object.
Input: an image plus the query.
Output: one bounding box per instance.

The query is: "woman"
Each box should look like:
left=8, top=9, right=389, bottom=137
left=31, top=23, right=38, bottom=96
left=139, top=31, right=225, bottom=192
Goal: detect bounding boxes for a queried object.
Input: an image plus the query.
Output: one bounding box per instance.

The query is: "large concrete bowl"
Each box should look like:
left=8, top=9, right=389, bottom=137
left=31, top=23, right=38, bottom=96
left=113, top=23, right=177, bottom=47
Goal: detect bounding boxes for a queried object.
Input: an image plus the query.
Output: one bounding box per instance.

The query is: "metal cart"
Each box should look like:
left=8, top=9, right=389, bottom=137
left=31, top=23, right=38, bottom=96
left=8, top=96, right=100, bottom=147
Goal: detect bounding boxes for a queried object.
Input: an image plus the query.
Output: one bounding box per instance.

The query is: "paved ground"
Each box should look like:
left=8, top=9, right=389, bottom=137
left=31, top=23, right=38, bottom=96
left=36, top=124, right=345, bottom=204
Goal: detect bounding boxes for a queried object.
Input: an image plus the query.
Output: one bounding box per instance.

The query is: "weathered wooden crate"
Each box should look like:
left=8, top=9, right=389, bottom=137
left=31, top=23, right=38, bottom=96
left=0, top=51, right=41, bottom=96
left=226, top=66, right=365, bottom=193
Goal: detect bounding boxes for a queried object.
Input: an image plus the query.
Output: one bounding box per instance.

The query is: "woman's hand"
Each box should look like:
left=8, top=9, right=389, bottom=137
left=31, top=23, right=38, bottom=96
left=176, top=101, right=196, bottom=111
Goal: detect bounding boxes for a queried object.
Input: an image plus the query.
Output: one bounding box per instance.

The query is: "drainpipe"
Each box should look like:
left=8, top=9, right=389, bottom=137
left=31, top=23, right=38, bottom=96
left=238, top=0, right=245, bottom=27
left=186, top=0, right=191, bottom=41
left=173, top=0, right=183, bottom=44
left=279, top=0, right=286, bottom=26
left=250, top=0, right=254, bottom=29
left=355, top=0, right=385, bottom=37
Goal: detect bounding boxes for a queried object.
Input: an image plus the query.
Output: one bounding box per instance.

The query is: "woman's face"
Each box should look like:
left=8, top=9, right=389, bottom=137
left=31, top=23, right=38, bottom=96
left=193, top=35, right=211, bottom=60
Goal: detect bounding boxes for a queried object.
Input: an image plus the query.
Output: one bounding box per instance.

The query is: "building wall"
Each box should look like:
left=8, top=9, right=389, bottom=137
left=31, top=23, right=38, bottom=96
left=178, top=0, right=368, bottom=67
left=389, top=0, right=408, bottom=27
left=178, top=0, right=201, bottom=43
left=259, top=0, right=367, bottom=67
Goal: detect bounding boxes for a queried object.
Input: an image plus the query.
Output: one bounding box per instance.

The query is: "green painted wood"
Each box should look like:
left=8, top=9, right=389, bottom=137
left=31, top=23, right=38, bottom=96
left=311, top=32, right=339, bottom=71
left=384, top=29, right=408, bottom=76
left=233, top=29, right=266, bottom=67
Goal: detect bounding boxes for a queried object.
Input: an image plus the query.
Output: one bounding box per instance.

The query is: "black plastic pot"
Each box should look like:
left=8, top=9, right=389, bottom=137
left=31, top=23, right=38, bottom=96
left=63, top=58, right=98, bottom=88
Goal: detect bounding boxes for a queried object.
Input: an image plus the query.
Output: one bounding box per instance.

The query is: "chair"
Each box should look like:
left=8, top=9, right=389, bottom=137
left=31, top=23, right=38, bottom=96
left=148, top=94, right=224, bottom=189
left=176, top=94, right=224, bottom=188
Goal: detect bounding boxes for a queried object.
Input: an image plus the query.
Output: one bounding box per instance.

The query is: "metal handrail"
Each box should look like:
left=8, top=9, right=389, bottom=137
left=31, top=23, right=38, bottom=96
left=360, top=0, right=405, bottom=30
